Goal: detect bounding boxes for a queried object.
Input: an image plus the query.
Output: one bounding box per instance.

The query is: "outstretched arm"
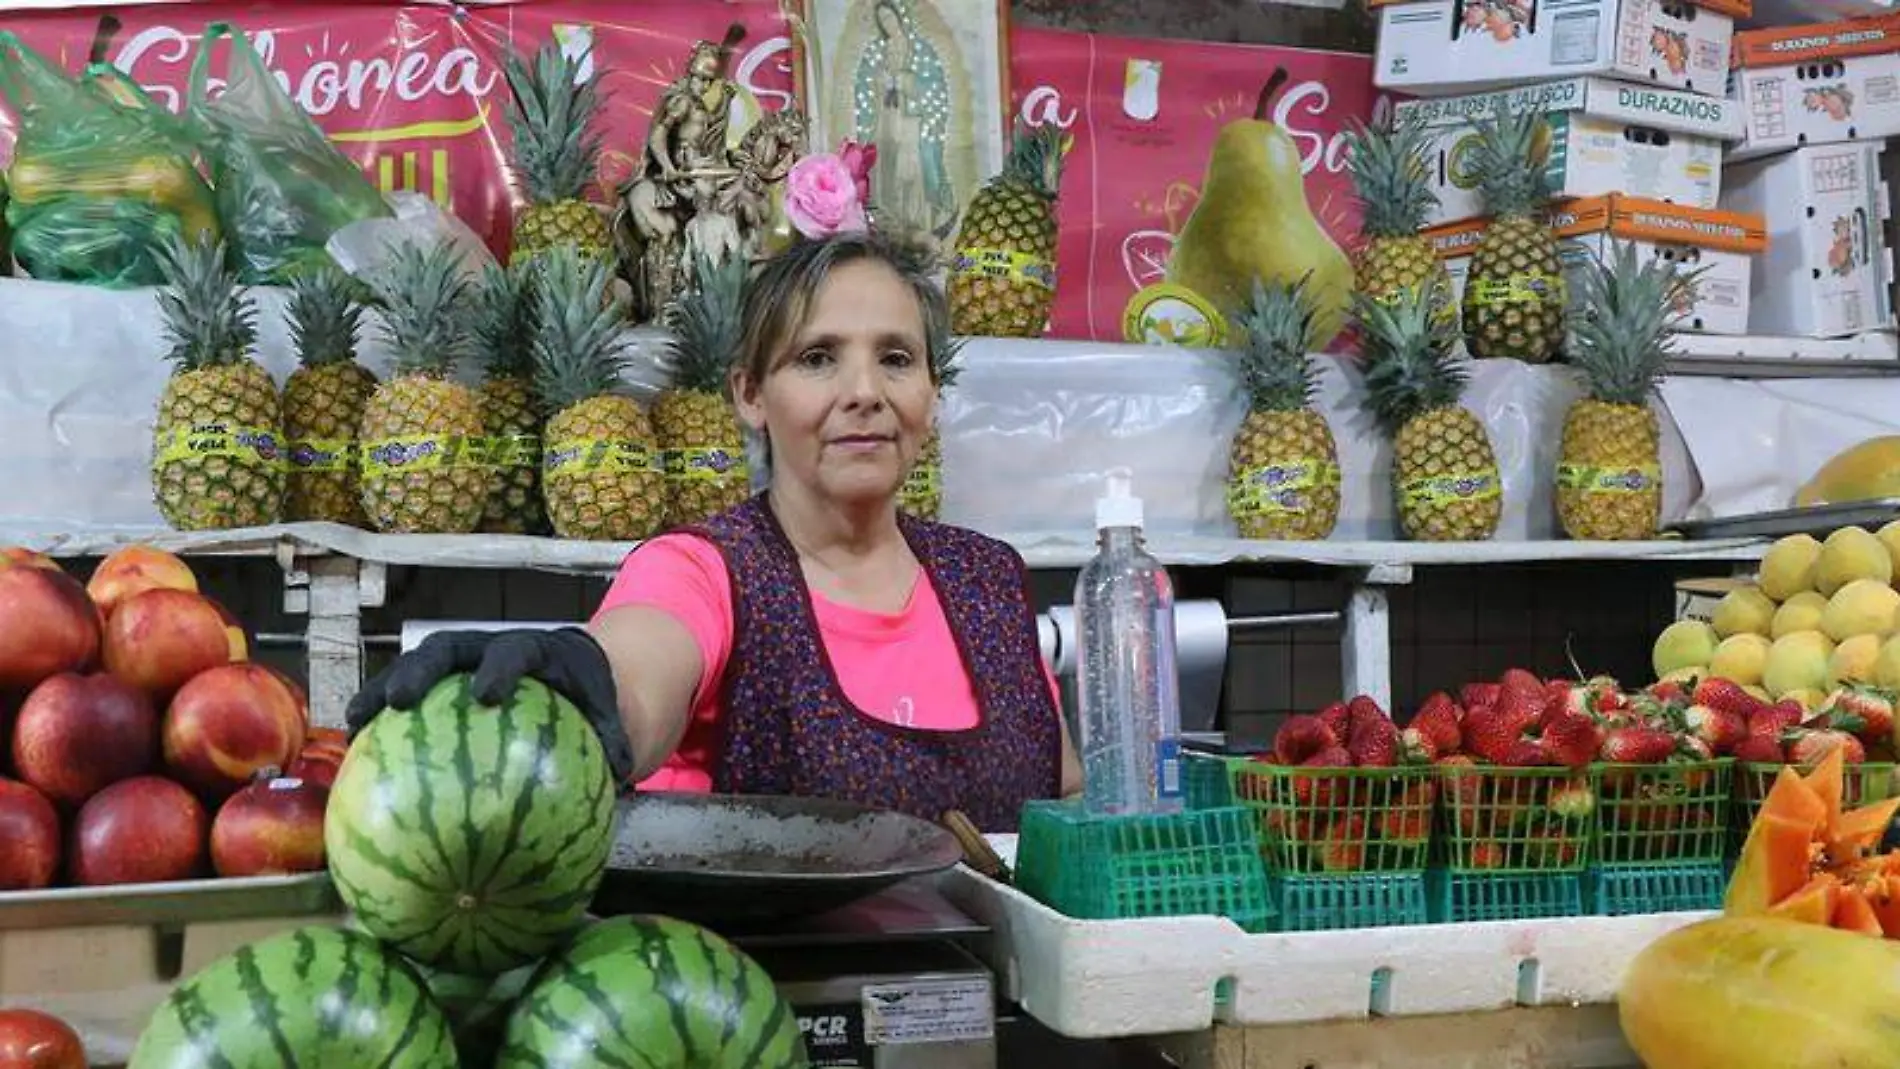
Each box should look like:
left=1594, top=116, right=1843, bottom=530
left=586, top=606, right=704, bottom=782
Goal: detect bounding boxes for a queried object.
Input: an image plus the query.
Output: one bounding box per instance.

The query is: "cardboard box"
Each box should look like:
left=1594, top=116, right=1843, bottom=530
left=1675, top=576, right=1751, bottom=623
left=1722, top=142, right=1895, bottom=338
left=1371, top=0, right=1742, bottom=97
left=1729, top=13, right=1900, bottom=161
left=1426, top=194, right=1766, bottom=335
left=1394, top=77, right=1743, bottom=228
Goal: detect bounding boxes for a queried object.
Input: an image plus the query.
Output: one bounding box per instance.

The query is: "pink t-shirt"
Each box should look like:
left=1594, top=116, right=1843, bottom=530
left=592, top=533, right=1063, bottom=792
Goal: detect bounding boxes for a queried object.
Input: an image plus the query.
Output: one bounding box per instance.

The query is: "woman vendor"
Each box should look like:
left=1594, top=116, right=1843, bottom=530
left=347, top=230, right=1082, bottom=832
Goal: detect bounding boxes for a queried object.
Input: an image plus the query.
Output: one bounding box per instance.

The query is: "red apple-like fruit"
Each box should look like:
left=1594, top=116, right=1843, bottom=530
left=0, top=557, right=101, bottom=693
left=86, top=544, right=199, bottom=621
left=0, top=777, right=59, bottom=891
left=0, top=547, right=56, bottom=569
left=162, top=664, right=308, bottom=801
left=286, top=745, right=344, bottom=791
left=210, top=773, right=329, bottom=877
left=69, top=775, right=206, bottom=886
left=101, top=588, right=247, bottom=698
left=11, top=671, right=158, bottom=807
left=0, top=1008, right=86, bottom=1069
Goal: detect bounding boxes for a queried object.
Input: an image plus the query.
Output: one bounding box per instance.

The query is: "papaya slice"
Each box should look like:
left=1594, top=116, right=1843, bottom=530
left=1728, top=752, right=1900, bottom=938
left=1827, top=795, right=1900, bottom=865
left=1834, top=885, right=1884, bottom=936
left=1726, top=767, right=1831, bottom=916
left=1802, top=748, right=1846, bottom=826
left=1865, top=877, right=1900, bottom=938
left=1767, top=872, right=1839, bottom=926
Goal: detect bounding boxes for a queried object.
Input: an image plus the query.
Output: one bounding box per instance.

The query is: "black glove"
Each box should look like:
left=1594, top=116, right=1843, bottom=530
left=345, top=627, right=634, bottom=784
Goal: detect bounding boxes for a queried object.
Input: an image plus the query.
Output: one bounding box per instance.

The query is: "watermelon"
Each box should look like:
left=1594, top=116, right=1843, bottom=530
left=410, top=958, right=538, bottom=1067
left=497, top=915, right=810, bottom=1069
left=324, top=673, right=617, bottom=977
left=127, top=925, right=457, bottom=1068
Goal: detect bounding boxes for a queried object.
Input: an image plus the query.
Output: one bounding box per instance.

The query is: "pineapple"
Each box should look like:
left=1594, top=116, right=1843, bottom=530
left=1461, top=105, right=1566, bottom=364
left=356, top=242, right=488, bottom=534
left=282, top=268, right=376, bottom=526
left=502, top=38, right=613, bottom=265
left=947, top=121, right=1064, bottom=337
left=1344, top=114, right=1454, bottom=327
left=656, top=250, right=750, bottom=525
left=533, top=246, right=666, bottom=541
left=150, top=233, right=284, bottom=530
left=1359, top=279, right=1501, bottom=542
left=1558, top=241, right=1697, bottom=541
left=472, top=260, right=549, bottom=535
left=1225, top=276, right=1340, bottom=541
left=900, top=321, right=966, bottom=522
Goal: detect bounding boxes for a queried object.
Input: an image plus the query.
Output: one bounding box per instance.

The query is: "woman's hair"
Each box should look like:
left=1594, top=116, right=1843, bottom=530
left=734, top=230, right=950, bottom=391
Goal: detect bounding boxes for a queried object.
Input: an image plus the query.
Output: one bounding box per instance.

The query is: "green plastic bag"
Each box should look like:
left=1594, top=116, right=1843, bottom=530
left=188, top=22, right=391, bottom=284
left=0, top=32, right=218, bottom=287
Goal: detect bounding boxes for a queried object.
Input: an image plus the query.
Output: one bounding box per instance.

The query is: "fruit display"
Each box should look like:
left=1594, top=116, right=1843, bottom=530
left=656, top=250, right=752, bottom=526
left=357, top=240, right=489, bottom=535
left=1459, top=106, right=1565, bottom=365
left=0, top=1008, right=87, bottom=1068
left=500, top=39, right=614, bottom=266
left=149, top=231, right=286, bottom=532
left=1224, top=276, right=1340, bottom=541
left=1556, top=243, right=1692, bottom=542
left=473, top=260, right=550, bottom=536
left=281, top=267, right=377, bottom=527
left=1357, top=280, right=1503, bottom=542
left=0, top=545, right=335, bottom=892
left=534, top=246, right=666, bottom=541
left=1342, top=114, right=1453, bottom=328
left=947, top=120, right=1066, bottom=339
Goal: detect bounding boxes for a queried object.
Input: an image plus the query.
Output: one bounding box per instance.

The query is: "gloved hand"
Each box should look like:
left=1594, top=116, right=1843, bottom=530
left=345, top=627, right=634, bottom=784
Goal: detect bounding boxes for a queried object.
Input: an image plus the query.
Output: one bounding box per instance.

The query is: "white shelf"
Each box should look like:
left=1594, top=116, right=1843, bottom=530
left=1668, top=330, right=1900, bottom=377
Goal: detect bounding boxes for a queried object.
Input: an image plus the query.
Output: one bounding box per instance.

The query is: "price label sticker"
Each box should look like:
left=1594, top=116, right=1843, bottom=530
left=861, top=977, right=994, bottom=1046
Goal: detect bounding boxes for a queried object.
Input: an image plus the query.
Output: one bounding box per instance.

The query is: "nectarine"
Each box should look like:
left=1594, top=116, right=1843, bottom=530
left=211, top=774, right=328, bottom=877
left=11, top=671, right=158, bottom=807
left=102, top=588, right=246, bottom=698
left=0, top=777, right=59, bottom=891
left=86, top=544, right=198, bottom=621
left=0, top=563, right=100, bottom=693
left=162, top=664, right=308, bottom=801
left=69, top=775, right=206, bottom=886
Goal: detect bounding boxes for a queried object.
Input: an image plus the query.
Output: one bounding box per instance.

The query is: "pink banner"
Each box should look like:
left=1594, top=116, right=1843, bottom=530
left=1007, top=27, right=1382, bottom=343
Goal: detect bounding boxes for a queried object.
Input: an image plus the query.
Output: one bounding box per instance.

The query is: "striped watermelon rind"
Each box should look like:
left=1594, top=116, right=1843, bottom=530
left=324, top=672, right=617, bottom=978
left=127, top=925, right=457, bottom=1068
left=497, top=915, right=811, bottom=1069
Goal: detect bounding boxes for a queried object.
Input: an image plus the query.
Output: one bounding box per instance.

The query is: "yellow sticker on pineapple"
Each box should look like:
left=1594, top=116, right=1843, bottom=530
left=486, top=433, right=543, bottom=469
left=286, top=437, right=355, bottom=473
left=359, top=435, right=478, bottom=475
left=1468, top=273, right=1562, bottom=307
left=153, top=422, right=287, bottom=472
left=663, top=447, right=749, bottom=482
left=545, top=439, right=662, bottom=475
left=900, top=463, right=941, bottom=504
left=1557, top=464, right=1659, bottom=495
left=951, top=247, right=1055, bottom=291
left=1227, top=459, right=1341, bottom=517
left=1400, top=471, right=1500, bottom=509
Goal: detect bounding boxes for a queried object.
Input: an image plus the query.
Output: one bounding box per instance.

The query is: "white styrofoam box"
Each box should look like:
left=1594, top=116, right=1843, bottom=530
left=1426, top=194, right=1765, bottom=334
left=1371, top=0, right=1741, bottom=98
left=1722, top=142, right=1896, bottom=338
left=1395, top=77, right=1742, bottom=227
left=938, top=845, right=1714, bottom=1039
left=1729, top=13, right=1900, bottom=161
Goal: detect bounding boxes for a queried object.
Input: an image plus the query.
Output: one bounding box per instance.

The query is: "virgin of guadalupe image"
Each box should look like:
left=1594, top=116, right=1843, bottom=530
left=834, top=0, right=968, bottom=240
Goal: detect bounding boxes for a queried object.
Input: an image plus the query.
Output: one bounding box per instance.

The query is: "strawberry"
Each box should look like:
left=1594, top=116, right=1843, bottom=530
left=1495, top=683, right=1546, bottom=734
left=1347, top=694, right=1388, bottom=730
left=1693, top=677, right=1764, bottom=722
left=1823, top=684, right=1897, bottom=744
left=1600, top=726, right=1676, bottom=764
left=1749, top=701, right=1803, bottom=738
left=1676, top=704, right=1747, bottom=757
left=1293, top=745, right=1352, bottom=806
left=1462, top=842, right=1509, bottom=870
left=1317, top=816, right=1368, bottom=872
left=1461, top=705, right=1525, bottom=764
left=1347, top=713, right=1401, bottom=768
left=1460, top=682, right=1501, bottom=711
left=1403, top=693, right=1463, bottom=762
left=1547, top=779, right=1597, bottom=821
left=1379, top=803, right=1431, bottom=844
left=1502, top=738, right=1549, bottom=766
left=1543, top=679, right=1578, bottom=719
left=1647, top=679, right=1688, bottom=705
left=1786, top=728, right=1867, bottom=768
left=1732, top=731, right=1785, bottom=764
left=1273, top=714, right=1338, bottom=765
left=1315, top=701, right=1352, bottom=743
left=1500, top=667, right=1545, bottom=699
left=1538, top=712, right=1603, bottom=769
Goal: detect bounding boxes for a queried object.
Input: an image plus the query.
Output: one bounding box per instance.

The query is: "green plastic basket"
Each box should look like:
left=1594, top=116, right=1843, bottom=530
left=1227, top=758, right=1437, bottom=876
left=1428, top=869, right=1585, bottom=923
left=1594, top=759, right=1732, bottom=867
left=1014, top=799, right=1274, bottom=932
left=1184, top=751, right=1235, bottom=810
left=1269, top=872, right=1429, bottom=932
left=1731, top=761, right=1900, bottom=854
left=1435, top=765, right=1597, bottom=874
left=1586, top=862, right=1726, bottom=916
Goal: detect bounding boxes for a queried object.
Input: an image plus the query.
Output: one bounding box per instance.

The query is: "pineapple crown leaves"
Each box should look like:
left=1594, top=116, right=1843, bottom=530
left=998, top=119, right=1066, bottom=201
left=662, top=250, right=748, bottom=395
left=1355, top=277, right=1468, bottom=435
left=502, top=37, right=607, bottom=206
left=1566, top=239, right=1704, bottom=405
left=153, top=231, right=259, bottom=372
left=1343, top=112, right=1440, bottom=240
left=1468, top=104, right=1554, bottom=218
left=471, top=260, right=541, bottom=379
left=363, top=240, right=480, bottom=378
left=529, top=244, right=637, bottom=413
left=1231, top=274, right=1322, bottom=413
left=285, top=267, right=366, bottom=368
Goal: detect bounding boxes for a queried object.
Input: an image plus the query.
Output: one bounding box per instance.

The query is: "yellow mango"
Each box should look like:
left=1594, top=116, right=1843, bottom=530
left=1798, top=436, right=1900, bottom=507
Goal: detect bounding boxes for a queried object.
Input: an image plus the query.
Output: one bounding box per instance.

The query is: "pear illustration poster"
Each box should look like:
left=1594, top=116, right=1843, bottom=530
left=1008, top=27, right=1381, bottom=347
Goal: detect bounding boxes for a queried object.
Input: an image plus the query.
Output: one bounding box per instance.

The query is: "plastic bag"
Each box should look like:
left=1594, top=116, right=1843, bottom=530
left=0, top=32, right=217, bottom=288
left=188, top=22, right=390, bottom=284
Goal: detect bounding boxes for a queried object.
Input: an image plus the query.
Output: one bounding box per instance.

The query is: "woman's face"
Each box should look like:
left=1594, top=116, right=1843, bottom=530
left=735, top=259, right=936, bottom=510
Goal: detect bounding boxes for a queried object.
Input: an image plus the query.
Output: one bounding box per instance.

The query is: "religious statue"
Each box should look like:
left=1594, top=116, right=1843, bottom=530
left=614, top=26, right=809, bottom=321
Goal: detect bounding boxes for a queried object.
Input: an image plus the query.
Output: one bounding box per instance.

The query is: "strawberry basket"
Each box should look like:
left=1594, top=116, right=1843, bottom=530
left=1434, top=765, right=1598, bottom=874
left=1730, top=760, right=1899, bottom=854
left=1593, top=759, right=1733, bottom=866
left=1226, top=759, right=1437, bottom=876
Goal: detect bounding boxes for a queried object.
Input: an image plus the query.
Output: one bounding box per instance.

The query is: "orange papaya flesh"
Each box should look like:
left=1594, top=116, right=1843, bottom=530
left=1726, top=752, right=1900, bottom=937
left=1828, top=795, right=1900, bottom=865
left=1766, top=872, right=1838, bottom=926
left=1834, top=885, right=1885, bottom=936
left=1801, top=749, right=1845, bottom=826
